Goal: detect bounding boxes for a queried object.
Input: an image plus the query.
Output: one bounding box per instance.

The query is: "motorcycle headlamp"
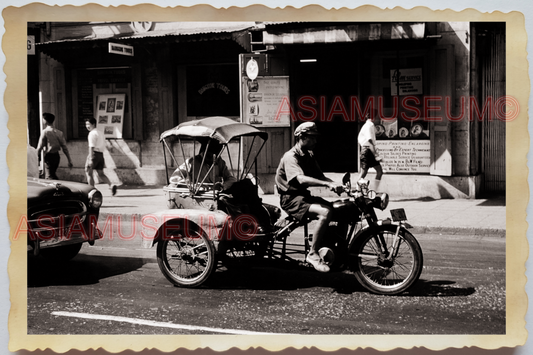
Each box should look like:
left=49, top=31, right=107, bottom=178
left=378, top=192, right=389, bottom=210
left=88, top=189, right=103, bottom=209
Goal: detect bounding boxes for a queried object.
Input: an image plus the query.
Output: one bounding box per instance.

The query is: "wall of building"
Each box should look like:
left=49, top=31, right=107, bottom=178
left=35, top=22, right=494, bottom=198
left=436, top=22, right=472, bottom=177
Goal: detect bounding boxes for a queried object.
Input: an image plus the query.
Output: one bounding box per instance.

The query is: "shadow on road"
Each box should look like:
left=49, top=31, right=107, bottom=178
left=407, top=279, right=476, bottom=297
left=27, top=254, right=147, bottom=287
left=206, top=259, right=366, bottom=294
left=204, top=261, right=476, bottom=297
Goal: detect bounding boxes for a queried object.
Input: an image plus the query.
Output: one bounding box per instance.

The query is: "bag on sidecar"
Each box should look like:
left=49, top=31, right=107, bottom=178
left=217, top=178, right=272, bottom=232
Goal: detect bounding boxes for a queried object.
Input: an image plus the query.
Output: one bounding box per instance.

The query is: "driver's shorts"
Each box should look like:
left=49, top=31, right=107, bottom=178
left=280, top=193, right=332, bottom=222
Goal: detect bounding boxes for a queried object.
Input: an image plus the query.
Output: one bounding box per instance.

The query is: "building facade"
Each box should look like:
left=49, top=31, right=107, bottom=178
left=28, top=21, right=506, bottom=198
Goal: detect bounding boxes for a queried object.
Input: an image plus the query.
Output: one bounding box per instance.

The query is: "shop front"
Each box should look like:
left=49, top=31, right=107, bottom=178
left=31, top=21, right=255, bottom=185
left=241, top=22, right=505, bottom=198
left=30, top=21, right=505, bottom=198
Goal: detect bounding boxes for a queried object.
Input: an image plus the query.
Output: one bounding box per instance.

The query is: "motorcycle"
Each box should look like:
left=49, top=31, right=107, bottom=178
left=142, top=117, right=423, bottom=295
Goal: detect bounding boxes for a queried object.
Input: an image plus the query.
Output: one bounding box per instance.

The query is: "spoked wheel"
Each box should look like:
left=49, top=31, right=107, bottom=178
left=350, top=225, right=423, bottom=295
left=156, top=228, right=215, bottom=287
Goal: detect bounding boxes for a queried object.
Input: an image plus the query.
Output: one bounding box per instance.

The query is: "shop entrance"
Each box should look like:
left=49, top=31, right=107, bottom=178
left=290, top=45, right=361, bottom=173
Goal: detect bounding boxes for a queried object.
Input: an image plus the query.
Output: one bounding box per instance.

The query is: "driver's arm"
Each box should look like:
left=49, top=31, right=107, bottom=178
left=296, top=175, right=338, bottom=190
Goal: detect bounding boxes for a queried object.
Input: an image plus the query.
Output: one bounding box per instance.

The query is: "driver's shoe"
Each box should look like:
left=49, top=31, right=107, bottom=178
left=306, top=252, right=330, bottom=273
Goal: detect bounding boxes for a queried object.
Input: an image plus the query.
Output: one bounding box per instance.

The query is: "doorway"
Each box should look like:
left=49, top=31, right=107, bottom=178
left=290, top=44, right=360, bottom=172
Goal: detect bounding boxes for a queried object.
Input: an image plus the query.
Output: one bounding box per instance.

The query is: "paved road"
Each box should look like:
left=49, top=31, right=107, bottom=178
left=27, top=228, right=505, bottom=335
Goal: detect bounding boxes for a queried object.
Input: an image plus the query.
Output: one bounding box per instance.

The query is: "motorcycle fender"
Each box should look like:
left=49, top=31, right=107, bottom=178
left=348, top=222, right=404, bottom=250
left=141, top=209, right=230, bottom=248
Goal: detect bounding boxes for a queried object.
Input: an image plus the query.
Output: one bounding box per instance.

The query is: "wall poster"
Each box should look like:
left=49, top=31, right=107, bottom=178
left=390, top=68, right=423, bottom=96
left=375, top=140, right=431, bottom=173
left=95, top=93, right=126, bottom=138
left=242, top=76, right=291, bottom=127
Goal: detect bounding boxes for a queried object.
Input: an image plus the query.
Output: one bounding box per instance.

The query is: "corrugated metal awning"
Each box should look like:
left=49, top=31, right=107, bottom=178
left=37, top=22, right=257, bottom=44
left=262, top=23, right=426, bottom=44
left=35, top=22, right=257, bottom=63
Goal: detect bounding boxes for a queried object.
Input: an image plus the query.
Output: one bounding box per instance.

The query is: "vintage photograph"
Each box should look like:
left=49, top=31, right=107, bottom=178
left=12, top=5, right=527, bottom=353
left=106, top=97, right=116, bottom=112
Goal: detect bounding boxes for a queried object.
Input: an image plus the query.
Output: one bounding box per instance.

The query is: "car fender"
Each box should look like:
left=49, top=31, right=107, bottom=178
left=141, top=209, right=230, bottom=249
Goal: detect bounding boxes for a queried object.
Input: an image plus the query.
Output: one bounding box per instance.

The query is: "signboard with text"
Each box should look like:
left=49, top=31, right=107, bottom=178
left=390, top=68, right=423, bottom=96
left=242, top=76, right=291, bottom=127
left=27, top=35, right=35, bottom=55
left=375, top=140, right=431, bottom=173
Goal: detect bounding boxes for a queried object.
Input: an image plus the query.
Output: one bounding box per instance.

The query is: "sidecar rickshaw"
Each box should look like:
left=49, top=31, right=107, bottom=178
left=142, top=116, right=289, bottom=287
left=142, top=116, right=424, bottom=295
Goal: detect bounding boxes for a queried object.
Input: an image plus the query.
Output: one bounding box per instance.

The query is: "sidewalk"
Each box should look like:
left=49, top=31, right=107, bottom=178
left=97, top=184, right=506, bottom=237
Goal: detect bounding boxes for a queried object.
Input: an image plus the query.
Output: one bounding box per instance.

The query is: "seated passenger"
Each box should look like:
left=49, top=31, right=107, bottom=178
left=170, top=139, right=236, bottom=191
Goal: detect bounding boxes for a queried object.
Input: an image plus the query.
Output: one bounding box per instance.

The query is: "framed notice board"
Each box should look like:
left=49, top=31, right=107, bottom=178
left=95, top=93, right=126, bottom=138
left=242, top=76, right=291, bottom=127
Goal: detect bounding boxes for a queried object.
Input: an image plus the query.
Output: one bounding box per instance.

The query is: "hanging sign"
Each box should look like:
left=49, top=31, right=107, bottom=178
left=95, top=93, right=126, bottom=138
left=390, top=68, right=423, bottom=96
left=108, top=42, right=134, bottom=56
left=27, top=35, right=35, bottom=55
left=246, top=58, right=259, bottom=81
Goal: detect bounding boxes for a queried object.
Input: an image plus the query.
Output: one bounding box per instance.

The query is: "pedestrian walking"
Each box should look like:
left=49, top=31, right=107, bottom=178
left=85, top=117, right=117, bottom=195
left=357, top=112, right=384, bottom=192
left=36, top=113, right=73, bottom=179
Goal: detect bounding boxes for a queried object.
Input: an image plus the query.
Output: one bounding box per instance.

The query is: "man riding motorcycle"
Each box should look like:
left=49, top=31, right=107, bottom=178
left=275, top=122, right=343, bottom=273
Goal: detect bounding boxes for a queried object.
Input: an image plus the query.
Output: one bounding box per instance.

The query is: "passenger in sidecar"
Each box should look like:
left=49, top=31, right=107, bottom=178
left=170, top=138, right=236, bottom=191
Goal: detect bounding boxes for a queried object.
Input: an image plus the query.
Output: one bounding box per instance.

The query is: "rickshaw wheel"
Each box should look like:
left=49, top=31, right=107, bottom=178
left=156, top=227, right=215, bottom=287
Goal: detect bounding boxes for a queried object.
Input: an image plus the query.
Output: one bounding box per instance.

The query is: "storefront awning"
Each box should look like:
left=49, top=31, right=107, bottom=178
left=36, top=21, right=257, bottom=55
left=261, top=23, right=426, bottom=44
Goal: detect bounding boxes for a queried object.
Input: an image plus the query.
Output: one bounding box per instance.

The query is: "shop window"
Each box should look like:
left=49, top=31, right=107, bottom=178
left=185, top=64, right=240, bottom=119
left=73, top=68, right=133, bottom=139
left=371, top=54, right=429, bottom=141
left=368, top=52, right=431, bottom=174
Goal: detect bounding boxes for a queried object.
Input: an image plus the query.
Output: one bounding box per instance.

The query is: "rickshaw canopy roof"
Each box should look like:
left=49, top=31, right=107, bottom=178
left=160, top=116, right=268, bottom=144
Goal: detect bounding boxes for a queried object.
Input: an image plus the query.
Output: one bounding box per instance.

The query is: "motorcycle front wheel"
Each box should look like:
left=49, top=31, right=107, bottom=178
left=350, top=225, right=423, bottom=295
left=156, top=227, right=215, bottom=287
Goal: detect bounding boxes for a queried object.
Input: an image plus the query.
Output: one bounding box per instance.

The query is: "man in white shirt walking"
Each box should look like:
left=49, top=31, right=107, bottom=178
left=357, top=112, right=384, bottom=192
left=85, top=117, right=117, bottom=195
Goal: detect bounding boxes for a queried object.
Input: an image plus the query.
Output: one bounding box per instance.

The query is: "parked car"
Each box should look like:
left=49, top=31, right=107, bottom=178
left=27, top=177, right=103, bottom=261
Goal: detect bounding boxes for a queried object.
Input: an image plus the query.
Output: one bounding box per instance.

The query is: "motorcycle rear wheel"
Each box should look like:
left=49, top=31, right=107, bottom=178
left=351, top=225, right=423, bottom=295
left=156, top=228, right=215, bottom=287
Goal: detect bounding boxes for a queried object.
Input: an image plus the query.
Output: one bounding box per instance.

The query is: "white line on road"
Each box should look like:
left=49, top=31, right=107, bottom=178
left=51, top=311, right=281, bottom=335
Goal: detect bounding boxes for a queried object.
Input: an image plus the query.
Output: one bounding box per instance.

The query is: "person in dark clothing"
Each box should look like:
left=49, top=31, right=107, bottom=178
left=36, top=113, right=73, bottom=179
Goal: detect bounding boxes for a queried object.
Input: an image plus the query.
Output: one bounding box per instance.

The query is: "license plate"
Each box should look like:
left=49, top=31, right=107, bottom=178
left=390, top=208, right=407, bottom=222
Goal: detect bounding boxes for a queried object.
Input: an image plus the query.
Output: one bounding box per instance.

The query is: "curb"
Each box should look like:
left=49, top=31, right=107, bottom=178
left=409, top=226, right=506, bottom=238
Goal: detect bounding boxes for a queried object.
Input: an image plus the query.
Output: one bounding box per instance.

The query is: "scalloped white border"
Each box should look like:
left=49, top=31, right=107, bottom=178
left=2, top=1, right=532, bottom=355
